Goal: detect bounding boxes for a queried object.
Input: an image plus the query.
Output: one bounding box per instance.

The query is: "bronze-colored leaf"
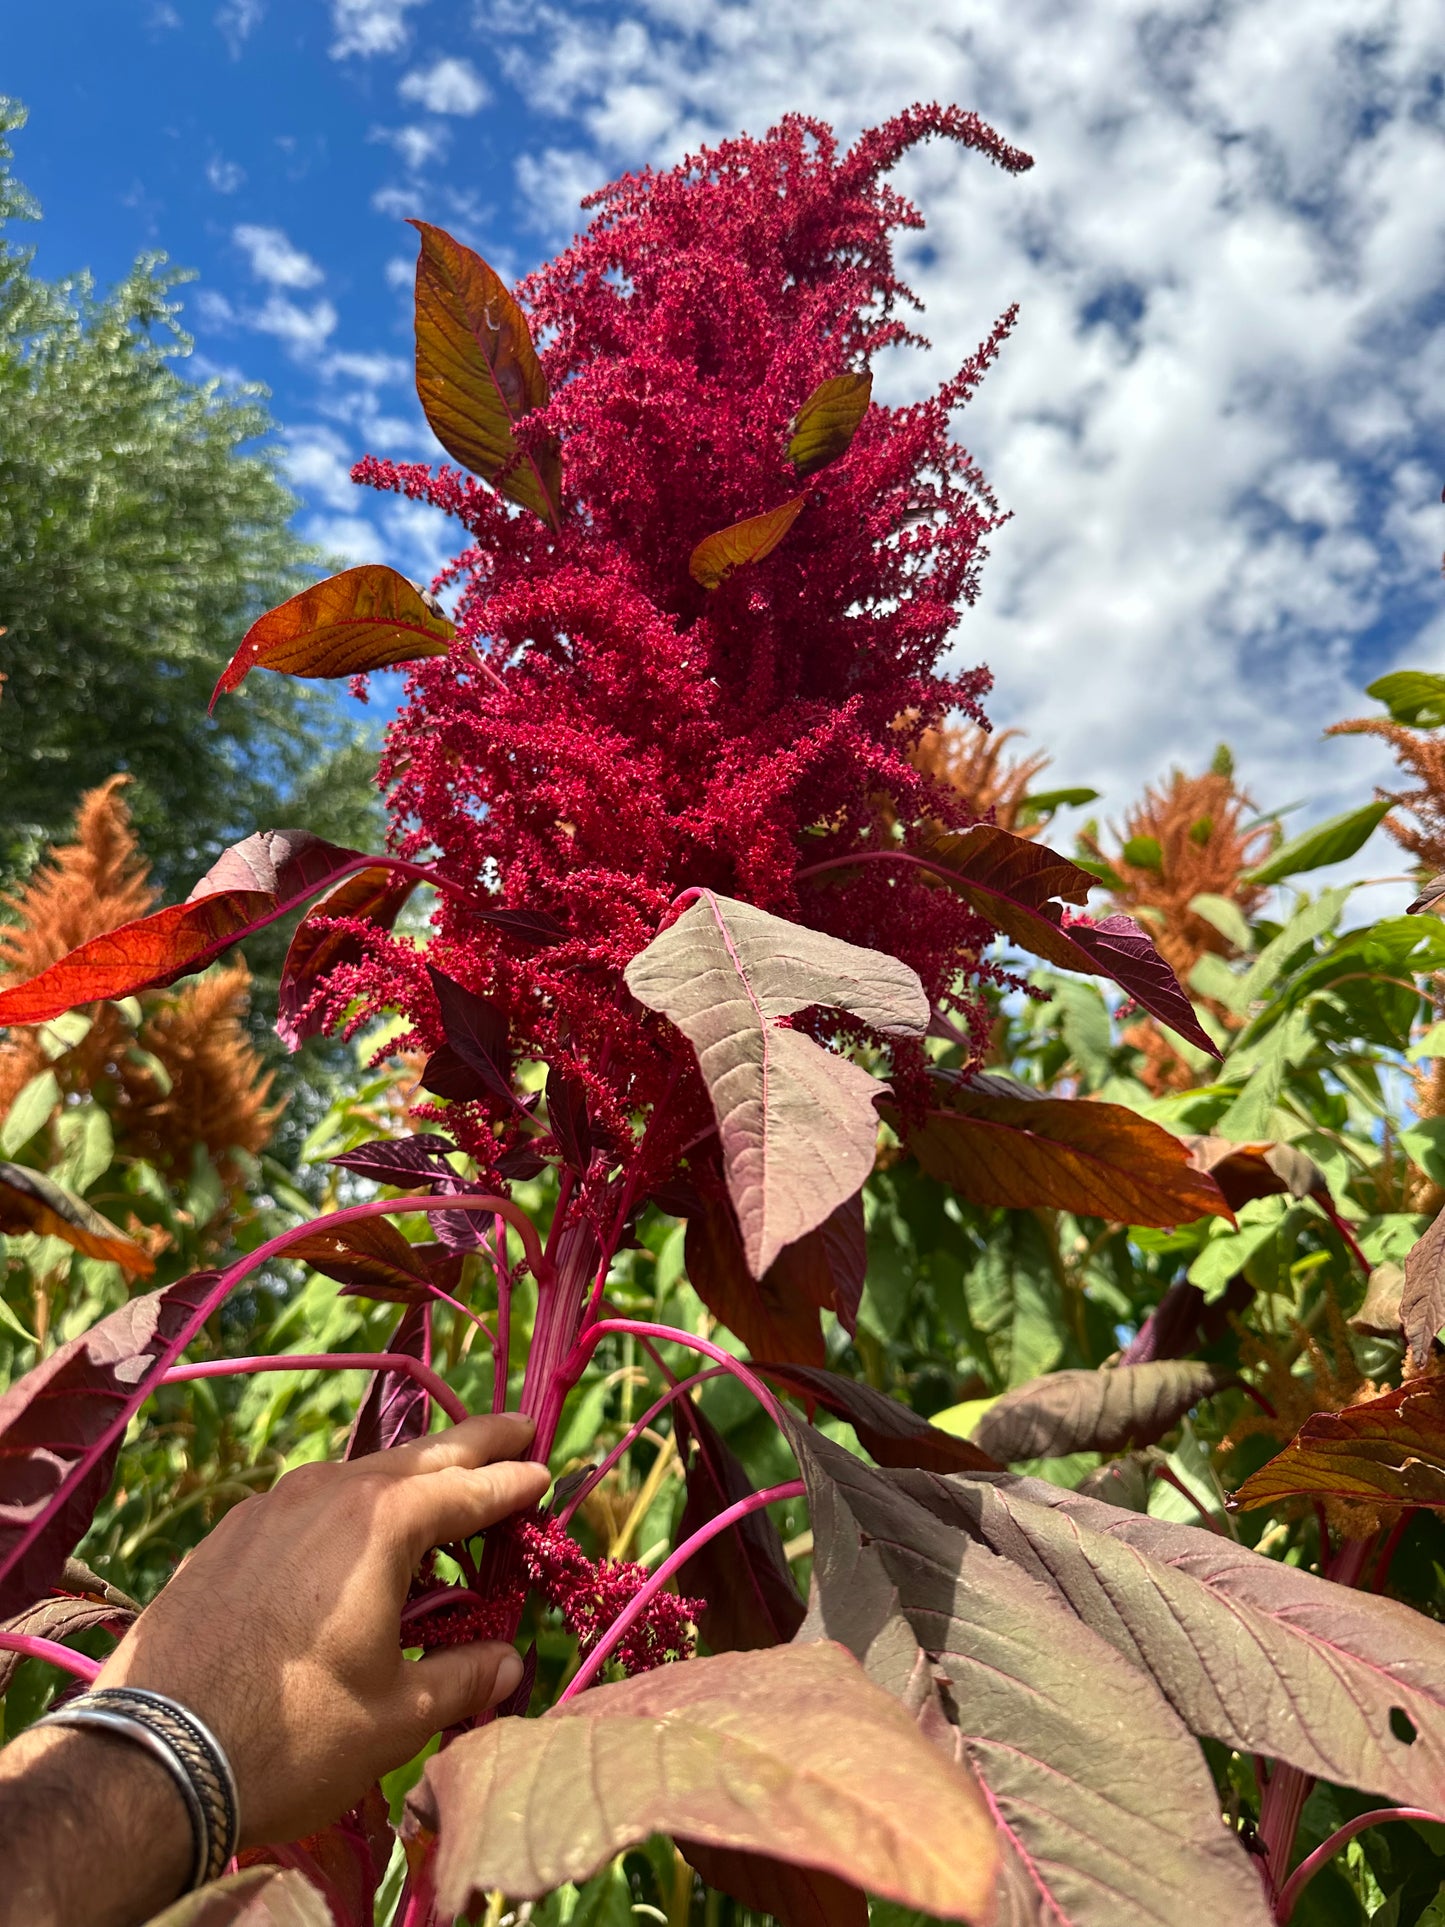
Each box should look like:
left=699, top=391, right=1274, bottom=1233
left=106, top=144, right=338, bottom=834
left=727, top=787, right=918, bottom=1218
left=787, top=372, right=872, bottom=476
left=410, top=220, right=560, bottom=527
left=684, top=1182, right=864, bottom=1367
left=416, top=1643, right=998, bottom=1921
left=277, top=866, right=417, bottom=1050
left=1232, top=1376, right=1445, bottom=1511
left=210, top=565, right=453, bottom=708
left=968, top=1361, right=1223, bottom=1463
left=760, top=1361, right=999, bottom=1475
left=1183, top=1134, right=1326, bottom=1210
left=285, top=1217, right=455, bottom=1300
left=0, top=1162, right=154, bottom=1276
left=689, top=495, right=806, bottom=590
left=1403, top=1205, right=1445, bottom=1366
left=0, top=1588, right=136, bottom=1698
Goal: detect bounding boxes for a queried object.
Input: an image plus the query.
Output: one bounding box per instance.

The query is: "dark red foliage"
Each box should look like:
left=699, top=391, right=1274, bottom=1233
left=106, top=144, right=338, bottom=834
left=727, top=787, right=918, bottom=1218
left=334, top=105, right=1032, bottom=1184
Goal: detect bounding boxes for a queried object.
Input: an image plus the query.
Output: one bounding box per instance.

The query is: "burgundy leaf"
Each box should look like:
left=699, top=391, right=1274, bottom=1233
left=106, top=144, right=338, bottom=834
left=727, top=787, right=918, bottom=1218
left=1066, top=915, right=1220, bottom=1057
left=1403, top=1203, right=1445, bottom=1367
left=286, top=1217, right=459, bottom=1300
left=145, top=1868, right=333, bottom=1925
left=0, top=1589, right=136, bottom=1697
left=1183, top=1134, right=1328, bottom=1210
left=239, top=1783, right=393, bottom=1926
left=672, top=1396, right=805, bottom=1652
left=477, top=906, right=569, bottom=946
left=682, top=1842, right=866, bottom=1927
left=423, top=966, right=513, bottom=1105
left=897, top=1462, right=1445, bottom=1814
left=761, top=1362, right=999, bottom=1474
left=347, top=1306, right=434, bottom=1459
left=189, top=829, right=366, bottom=903
left=792, top=1423, right=1271, bottom=1927
left=0, top=1270, right=222, bottom=1617
left=684, top=1181, right=865, bottom=1368
left=968, top=1360, right=1224, bottom=1462
left=277, top=866, right=417, bottom=1051
left=493, top=1639, right=537, bottom=1720
left=544, top=1063, right=592, bottom=1173
left=327, top=1136, right=459, bottom=1190
left=1231, top=1376, right=1445, bottom=1511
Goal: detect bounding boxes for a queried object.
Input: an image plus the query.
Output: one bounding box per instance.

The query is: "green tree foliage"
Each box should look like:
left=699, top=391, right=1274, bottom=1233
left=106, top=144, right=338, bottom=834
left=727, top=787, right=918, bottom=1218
left=0, top=99, right=377, bottom=892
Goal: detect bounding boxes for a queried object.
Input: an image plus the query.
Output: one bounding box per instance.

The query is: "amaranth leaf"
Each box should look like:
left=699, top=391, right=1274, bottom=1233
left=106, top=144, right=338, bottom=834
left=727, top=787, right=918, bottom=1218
left=787, top=373, right=872, bottom=476
left=1232, top=1376, right=1445, bottom=1512
left=968, top=1360, right=1223, bottom=1463
left=689, top=496, right=806, bottom=590
left=0, top=1161, right=155, bottom=1276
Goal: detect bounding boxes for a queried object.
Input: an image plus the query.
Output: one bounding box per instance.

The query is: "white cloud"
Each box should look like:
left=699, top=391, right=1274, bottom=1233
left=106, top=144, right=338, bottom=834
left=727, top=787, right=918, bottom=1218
left=372, top=184, right=417, bottom=220
left=322, top=349, right=410, bottom=387
left=371, top=123, right=450, bottom=171
left=329, top=0, right=428, bottom=59
left=233, top=223, right=324, bottom=289
left=206, top=155, right=246, bottom=194
left=192, top=289, right=236, bottom=329
left=250, top=294, right=339, bottom=356
left=286, top=427, right=361, bottom=510
left=398, top=55, right=489, bottom=115
left=215, top=0, right=263, bottom=55
left=148, top=3, right=181, bottom=27
left=384, top=254, right=414, bottom=288
left=500, top=0, right=1445, bottom=871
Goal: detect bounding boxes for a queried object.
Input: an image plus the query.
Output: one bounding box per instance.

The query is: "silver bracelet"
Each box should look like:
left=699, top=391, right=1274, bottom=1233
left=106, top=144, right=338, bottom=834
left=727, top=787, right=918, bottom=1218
left=35, top=1687, right=240, bottom=1891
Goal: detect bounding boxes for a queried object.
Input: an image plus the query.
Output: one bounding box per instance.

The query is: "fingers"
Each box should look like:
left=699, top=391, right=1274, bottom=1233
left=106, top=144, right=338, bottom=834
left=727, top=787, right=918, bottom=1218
left=398, top=1641, right=527, bottom=1739
left=394, top=1457, right=552, bottom=1560
left=366, top=1411, right=538, bottom=1480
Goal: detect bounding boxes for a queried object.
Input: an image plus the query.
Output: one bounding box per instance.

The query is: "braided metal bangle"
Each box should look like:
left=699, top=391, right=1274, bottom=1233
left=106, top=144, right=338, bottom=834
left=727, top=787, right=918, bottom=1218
left=36, top=1686, right=240, bottom=1891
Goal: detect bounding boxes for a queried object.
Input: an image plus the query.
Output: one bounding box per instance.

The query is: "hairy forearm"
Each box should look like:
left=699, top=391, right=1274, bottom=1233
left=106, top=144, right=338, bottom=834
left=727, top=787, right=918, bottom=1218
left=0, top=1725, right=192, bottom=1927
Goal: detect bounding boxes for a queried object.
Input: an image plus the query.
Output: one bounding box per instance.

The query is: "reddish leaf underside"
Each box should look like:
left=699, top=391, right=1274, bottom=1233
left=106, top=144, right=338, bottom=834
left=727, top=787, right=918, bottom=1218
left=1232, top=1376, right=1445, bottom=1512
left=1403, top=1204, right=1445, bottom=1366
left=277, top=867, right=417, bottom=1050
left=410, top=219, right=560, bottom=528
left=760, top=1362, right=999, bottom=1475
left=0, top=831, right=374, bottom=1027
left=239, top=1784, right=393, bottom=1925
left=967, top=1360, right=1224, bottom=1463
left=624, top=891, right=928, bottom=1275
left=671, top=1395, right=805, bottom=1653
left=689, top=495, right=807, bottom=590
left=903, top=1090, right=1231, bottom=1227
left=347, top=1306, right=434, bottom=1460
left=416, top=1642, right=998, bottom=1921
left=787, top=372, right=872, bottom=476
left=209, top=564, right=454, bottom=709
left=1183, top=1134, right=1327, bottom=1210
left=286, top=1216, right=459, bottom=1300
left=0, top=1269, right=222, bottom=1616
left=144, top=1868, right=332, bottom=1926
left=793, top=1424, right=1271, bottom=1927
left=0, top=1161, right=155, bottom=1276
left=0, top=1587, right=136, bottom=1697
left=682, top=1841, right=866, bottom=1927
left=922, top=824, right=1220, bottom=1056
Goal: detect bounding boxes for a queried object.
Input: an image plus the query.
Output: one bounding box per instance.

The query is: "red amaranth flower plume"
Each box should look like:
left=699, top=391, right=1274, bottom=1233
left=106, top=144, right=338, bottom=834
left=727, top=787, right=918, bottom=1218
left=518, top=1515, right=701, bottom=1675
left=321, top=105, right=1033, bottom=1187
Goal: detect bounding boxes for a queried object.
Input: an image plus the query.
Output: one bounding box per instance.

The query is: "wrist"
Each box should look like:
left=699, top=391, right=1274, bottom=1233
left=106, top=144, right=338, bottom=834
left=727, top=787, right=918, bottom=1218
left=0, top=1724, right=193, bottom=1927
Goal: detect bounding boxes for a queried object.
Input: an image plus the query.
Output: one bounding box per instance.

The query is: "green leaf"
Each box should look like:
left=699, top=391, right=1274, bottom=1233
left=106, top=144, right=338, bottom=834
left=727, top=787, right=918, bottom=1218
left=1215, top=1006, right=1312, bottom=1140
left=1244, top=800, right=1391, bottom=887
left=52, top=1103, right=113, bottom=1196
left=0, top=1069, right=59, bottom=1157
left=1403, top=1120, right=1445, bottom=1189
left=0, top=1292, right=38, bottom=1346
left=1016, top=785, right=1101, bottom=821
left=1366, top=670, right=1445, bottom=728
left=1187, top=1198, right=1285, bottom=1301
left=1122, top=834, right=1164, bottom=872
left=1408, top=1021, right=1445, bottom=1062
left=1189, top=892, right=1254, bottom=953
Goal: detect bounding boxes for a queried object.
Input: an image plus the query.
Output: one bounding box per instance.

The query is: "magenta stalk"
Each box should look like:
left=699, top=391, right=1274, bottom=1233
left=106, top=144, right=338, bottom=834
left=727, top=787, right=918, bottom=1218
left=1274, top=1808, right=1444, bottom=1920
left=0, top=1630, right=102, bottom=1682
left=559, top=1479, right=807, bottom=1701
left=557, top=1369, right=725, bottom=1528
left=566, top=1320, right=788, bottom=1431
left=162, top=1352, right=470, bottom=1426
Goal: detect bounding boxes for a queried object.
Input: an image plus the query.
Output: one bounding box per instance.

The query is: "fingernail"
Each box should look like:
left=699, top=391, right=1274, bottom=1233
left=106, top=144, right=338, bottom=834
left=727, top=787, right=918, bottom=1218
left=493, top=1647, right=524, bottom=1702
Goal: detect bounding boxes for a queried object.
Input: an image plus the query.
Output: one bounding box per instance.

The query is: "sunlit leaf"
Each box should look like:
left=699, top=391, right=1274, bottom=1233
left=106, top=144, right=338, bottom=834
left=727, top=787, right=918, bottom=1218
left=1403, top=1206, right=1445, bottom=1365
left=1366, top=669, right=1445, bottom=728
left=410, top=219, right=560, bottom=528
left=787, top=373, right=872, bottom=476
left=0, top=1161, right=154, bottom=1276
left=287, top=1217, right=459, bottom=1300
left=967, top=1361, right=1222, bottom=1463
left=0, top=1268, right=222, bottom=1615
left=277, top=866, right=417, bottom=1050
left=626, top=891, right=927, bottom=1275
left=210, top=565, right=453, bottom=709
left=1243, top=799, right=1391, bottom=886
left=144, top=1868, right=332, bottom=1926
left=1182, top=1134, right=1326, bottom=1210
left=0, top=831, right=371, bottom=1026
left=0, top=1586, right=136, bottom=1698
left=918, top=824, right=1219, bottom=1056
left=794, top=1425, right=1270, bottom=1927
left=904, top=1088, right=1230, bottom=1227
left=689, top=495, right=806, bottom=590
left=1232, top=1377, right=1445, bottom=1511
left=416, top=1643, right=998, bottom=1921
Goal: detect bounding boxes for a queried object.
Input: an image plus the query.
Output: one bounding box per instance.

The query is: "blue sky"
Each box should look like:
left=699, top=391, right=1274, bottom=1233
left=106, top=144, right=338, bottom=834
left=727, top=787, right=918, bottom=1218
left=7, top=0, right=1445, bottom=882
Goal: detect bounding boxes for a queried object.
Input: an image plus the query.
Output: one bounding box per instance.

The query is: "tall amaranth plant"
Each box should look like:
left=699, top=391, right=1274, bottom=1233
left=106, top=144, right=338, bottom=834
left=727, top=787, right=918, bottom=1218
left=6, top=105, right=1443, bottom=1927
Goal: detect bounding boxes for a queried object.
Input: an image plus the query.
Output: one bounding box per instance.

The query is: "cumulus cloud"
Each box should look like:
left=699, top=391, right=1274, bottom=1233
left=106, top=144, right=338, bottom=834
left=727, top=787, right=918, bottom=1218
left=233, top=223, right=325, bottom=289
left=500, top=0, right=1445, bottom=875
left=215, top=0, right=263, bottom=55
left=371, top=122, right=450, bottom=170
left=330, top=0, right=427, bottom=59
left=206, top=155, right=246, bottom=194
left=399, top=55, right=489, bottom=115
left=249, top=294, right=339, bottom=356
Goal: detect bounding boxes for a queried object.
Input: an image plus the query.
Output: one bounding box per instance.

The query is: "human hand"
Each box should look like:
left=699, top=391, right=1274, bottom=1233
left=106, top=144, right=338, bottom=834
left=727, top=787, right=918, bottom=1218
left=97, top=1410, right=550, bottom=1847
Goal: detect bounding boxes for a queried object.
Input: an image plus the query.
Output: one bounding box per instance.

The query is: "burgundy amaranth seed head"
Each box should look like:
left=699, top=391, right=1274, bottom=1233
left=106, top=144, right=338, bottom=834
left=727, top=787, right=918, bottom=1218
left=330, top=105, right=1033, bottom=1185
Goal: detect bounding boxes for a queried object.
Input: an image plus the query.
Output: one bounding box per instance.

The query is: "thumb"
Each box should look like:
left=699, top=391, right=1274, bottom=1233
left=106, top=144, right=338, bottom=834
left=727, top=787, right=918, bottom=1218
left=401, top=1640, right=526, bottom=1738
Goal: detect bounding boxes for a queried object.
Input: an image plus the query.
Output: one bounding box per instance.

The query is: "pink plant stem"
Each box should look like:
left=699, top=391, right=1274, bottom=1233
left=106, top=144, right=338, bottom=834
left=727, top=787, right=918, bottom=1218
left=1312, top=1193, right=1371, bottom=1275
left=400, top=1587, right=458, bottom=1627
left=162, top=1353, right=469, bottom=1425
left=557, top=1370, right=725, bottom=1528
left=567, top=1320, right=788, bottom=1430
left=1152, top=1464, right=1225, bottom=1534
left=0, top=1630, right=102, bottom=1682
left=1370, top=1507, right=1415, bottom=1591
left=1274, top=1808, right=1444, bottom=1921
left=526, top=1216, right=602, bottom=1458
left=559, top=1479, right=807, bottom=1701
left=491, top=1215, right=513, bottom=1415
left=1257, top=1763, right=1314, bottom=1903
left=425, top=1285, right=495, bottom=1347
